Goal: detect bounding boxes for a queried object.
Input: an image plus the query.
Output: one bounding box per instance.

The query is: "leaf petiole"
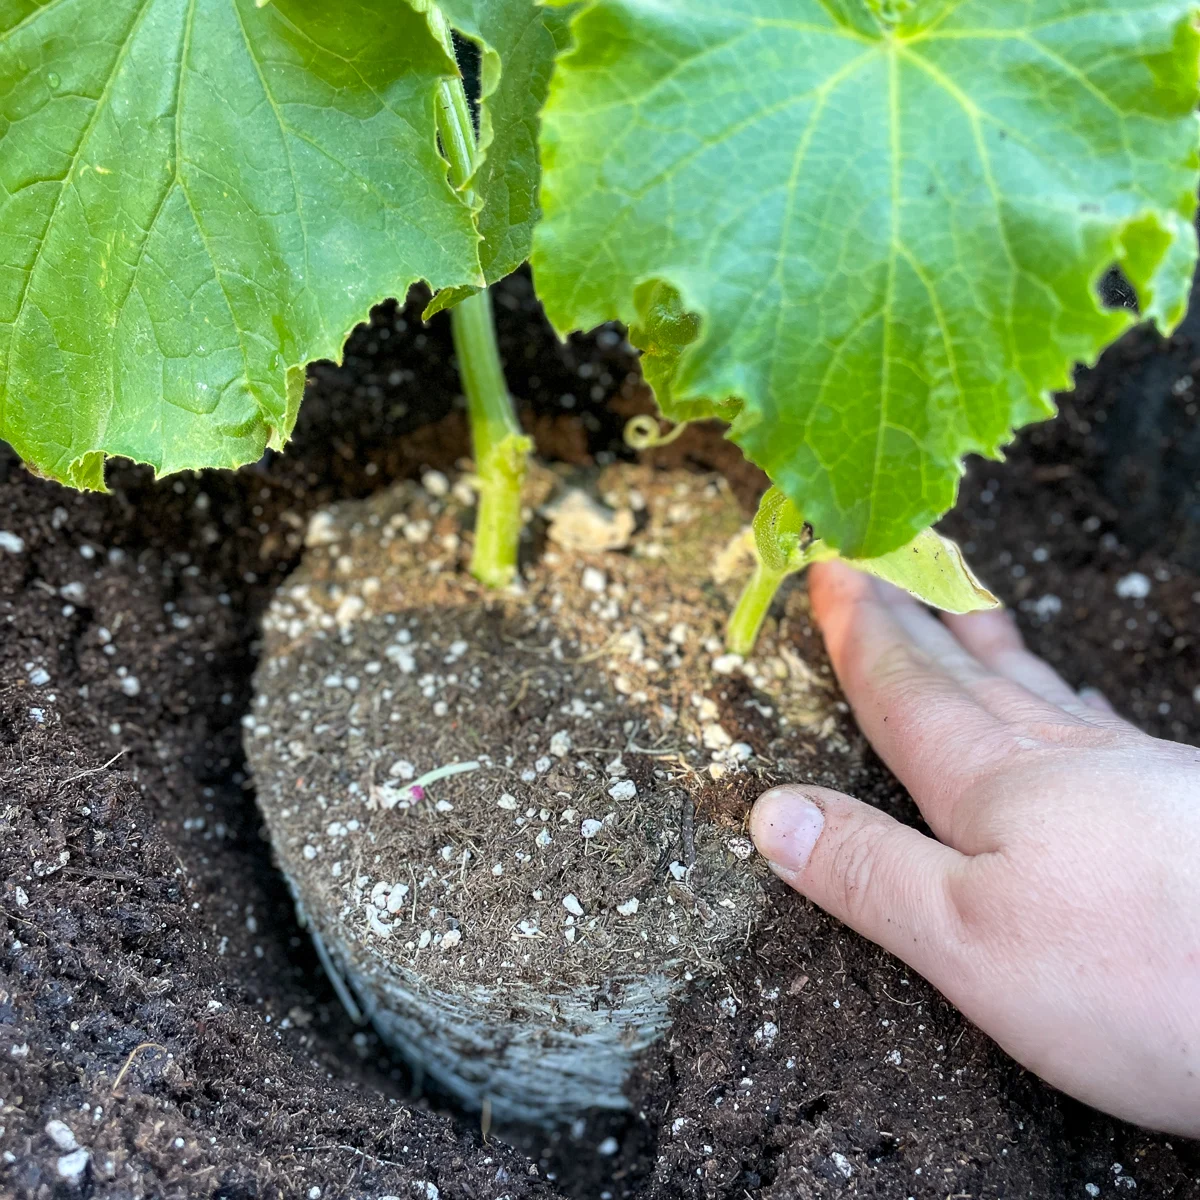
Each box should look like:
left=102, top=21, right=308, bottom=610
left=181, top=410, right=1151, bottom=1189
left=432, top=10, right=531, bottom=588
left=726, top=559, right=792, bottom=658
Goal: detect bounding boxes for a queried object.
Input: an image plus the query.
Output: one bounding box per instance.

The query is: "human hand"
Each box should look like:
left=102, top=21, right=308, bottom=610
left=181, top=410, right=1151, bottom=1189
left=750, top=559, right=1200, bottom=1136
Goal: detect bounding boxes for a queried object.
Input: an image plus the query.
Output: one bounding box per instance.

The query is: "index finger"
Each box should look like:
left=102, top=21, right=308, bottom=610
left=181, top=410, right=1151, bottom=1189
left=807, top=559, right=1015, bottom=844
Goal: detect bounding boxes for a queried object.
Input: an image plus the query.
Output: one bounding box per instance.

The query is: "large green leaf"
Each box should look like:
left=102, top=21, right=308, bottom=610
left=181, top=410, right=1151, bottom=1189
left=0, top=0, right=482, bottom=487
left=533, top=0, right=1200, bottom=557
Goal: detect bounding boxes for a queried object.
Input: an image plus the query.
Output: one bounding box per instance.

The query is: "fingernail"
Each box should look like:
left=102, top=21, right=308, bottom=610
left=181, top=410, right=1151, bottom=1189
left=751, top=788, right=825, bottom=874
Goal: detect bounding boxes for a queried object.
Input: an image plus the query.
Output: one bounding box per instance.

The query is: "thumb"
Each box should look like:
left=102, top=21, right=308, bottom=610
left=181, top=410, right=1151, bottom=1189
left=750, top=785, right=971, bottom=981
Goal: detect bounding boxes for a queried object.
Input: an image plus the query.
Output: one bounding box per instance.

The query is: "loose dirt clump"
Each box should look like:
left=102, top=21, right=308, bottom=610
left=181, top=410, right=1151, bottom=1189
left=247, top=464, right=852, bottom=1125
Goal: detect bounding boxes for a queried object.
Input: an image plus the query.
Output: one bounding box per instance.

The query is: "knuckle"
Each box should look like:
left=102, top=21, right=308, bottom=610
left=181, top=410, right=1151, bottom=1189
left=828, top=820, right=889, bottom=925
left=868, top=641, right=926, bottom=689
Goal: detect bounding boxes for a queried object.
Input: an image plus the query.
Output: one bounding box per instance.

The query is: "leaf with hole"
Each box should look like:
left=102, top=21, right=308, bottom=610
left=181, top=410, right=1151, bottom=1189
left=534, top=0, right=1200, bottom=557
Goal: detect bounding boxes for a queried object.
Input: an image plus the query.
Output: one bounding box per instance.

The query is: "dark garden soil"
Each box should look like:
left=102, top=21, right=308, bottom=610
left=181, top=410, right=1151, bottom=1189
left=1, top=268, right=1199, bottom=1200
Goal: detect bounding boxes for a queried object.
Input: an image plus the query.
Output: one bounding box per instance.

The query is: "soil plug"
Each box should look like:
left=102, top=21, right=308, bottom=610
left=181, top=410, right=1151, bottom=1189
left=245, top=465, right=861, bottom=1124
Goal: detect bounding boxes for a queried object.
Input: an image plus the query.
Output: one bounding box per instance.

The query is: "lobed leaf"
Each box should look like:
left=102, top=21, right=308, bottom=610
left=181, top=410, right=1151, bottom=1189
left=533, top=0, right=1200, bottom=557
left=0, top=0, right=488, bottom=487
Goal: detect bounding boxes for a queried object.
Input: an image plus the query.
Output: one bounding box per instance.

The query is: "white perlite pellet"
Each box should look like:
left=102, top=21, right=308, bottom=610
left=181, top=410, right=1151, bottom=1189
left=56, top=1149, right=89, bottom=1182
left=45, top=1120, right=77, bottom=1151
left=607, top=779, right=637, bottom=802
left=1115, top=572, right=1151, bottom=600
left=754, top=1021, right=778, bottom=1047
left=0, top=531, right=25, bottom=554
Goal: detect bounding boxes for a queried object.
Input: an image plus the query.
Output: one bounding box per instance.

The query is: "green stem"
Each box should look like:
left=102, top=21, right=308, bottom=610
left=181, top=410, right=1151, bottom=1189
left=432, top=14, right=530, bottom=588
left=451, top=290, right=531, bottom=587
left=726, top=558, right=790, bottom=658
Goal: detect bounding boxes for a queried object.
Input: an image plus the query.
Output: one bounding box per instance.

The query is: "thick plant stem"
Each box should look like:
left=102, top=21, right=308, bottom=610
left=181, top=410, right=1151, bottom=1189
left=432, top=17, right=530, bottom=587
left=726, top=558, right=789, bottom=658
left=451, top=290, right=531, bottom=587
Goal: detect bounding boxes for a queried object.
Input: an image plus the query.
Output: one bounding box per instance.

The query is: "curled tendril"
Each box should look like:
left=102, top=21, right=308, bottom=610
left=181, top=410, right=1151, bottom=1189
left=623, top=414, right=689, bottom=450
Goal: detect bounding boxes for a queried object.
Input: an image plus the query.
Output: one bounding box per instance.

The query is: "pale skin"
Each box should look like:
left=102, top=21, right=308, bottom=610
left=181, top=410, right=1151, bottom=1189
left=750, top=559, right=1200, bottom=1138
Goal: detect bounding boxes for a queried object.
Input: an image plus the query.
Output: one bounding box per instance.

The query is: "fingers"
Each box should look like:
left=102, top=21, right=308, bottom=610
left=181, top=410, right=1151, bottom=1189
left=942, top=610, right=1142, bottom=734
left=751, top=785, right=973, bottom=985
left=807, top=560, right=1013, bottom=829
left=941, top=608, right=1099, bottom=719
left=1079, top=686, right=1116, bottom=715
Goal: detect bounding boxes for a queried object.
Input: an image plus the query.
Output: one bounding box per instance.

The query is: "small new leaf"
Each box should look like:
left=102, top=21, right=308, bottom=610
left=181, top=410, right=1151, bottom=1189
left=535, top=0, right=1200, bottom=557
left=840, top=529, right=999, bottom=614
